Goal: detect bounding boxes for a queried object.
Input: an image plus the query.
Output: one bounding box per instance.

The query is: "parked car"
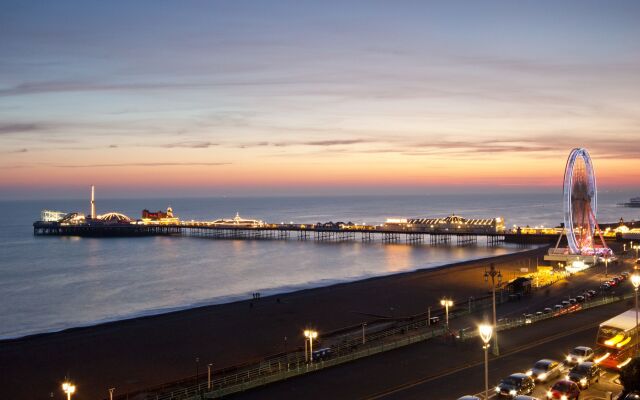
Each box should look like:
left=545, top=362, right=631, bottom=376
left=569, top=298, right=577, bottom=304
left=546, top=380, right=580, bottom=399
left=535, top=311, right=543, bottom=317
left=554, top=305, right=563, bottom=312
left=514, top=396, right=540, bottom=400
left=587, top=289, right=597, bottom=296
left=567, top=361, right=600, bottom=389
left=561, top=300, right=571, bottom=307
left=311, top=347, right=332, bottom=361
left=457, top=396, right=481, bottom=400
left=575, top=295, right=585, bottom=303
left=496, top=373, right=535, bottom=398
left=621, top=271, right=630, bottom=278
left=566, top=346, right=594, bottom=365
left=524, top=314, right=533, bottom=324
left=526, top=359, right=562, bottom=382
left=544, top=307, right=553, bottom=314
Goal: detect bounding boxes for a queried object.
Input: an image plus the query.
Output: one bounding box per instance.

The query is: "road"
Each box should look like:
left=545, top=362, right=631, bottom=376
left=231, top=292, right=633, bottom=400
left=373, top=321, right=621, bottom=400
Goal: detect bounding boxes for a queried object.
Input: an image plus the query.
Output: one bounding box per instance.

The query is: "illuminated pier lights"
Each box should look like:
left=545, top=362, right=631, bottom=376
left=383, top=214, right=505, bottom=233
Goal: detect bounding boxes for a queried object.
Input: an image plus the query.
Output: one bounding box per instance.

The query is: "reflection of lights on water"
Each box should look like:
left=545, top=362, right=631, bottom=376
left=382, top=244, right=412, bottom=273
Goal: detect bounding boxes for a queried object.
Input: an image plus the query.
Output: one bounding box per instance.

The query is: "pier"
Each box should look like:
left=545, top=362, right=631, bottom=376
left=32, top=188, right=560, bottom=246
left=33, top=219, right=559, bottom=245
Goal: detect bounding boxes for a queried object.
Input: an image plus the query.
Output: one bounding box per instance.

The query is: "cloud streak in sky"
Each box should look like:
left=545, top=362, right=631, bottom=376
left=156, top=141, right=219, bottom=149
left=53, top=162, right=231, bottom=168
left=0, top=123, right=43, bottom=135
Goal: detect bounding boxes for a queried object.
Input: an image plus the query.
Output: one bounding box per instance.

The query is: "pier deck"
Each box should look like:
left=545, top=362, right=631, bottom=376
left=33, top=221, right=558, bottom=245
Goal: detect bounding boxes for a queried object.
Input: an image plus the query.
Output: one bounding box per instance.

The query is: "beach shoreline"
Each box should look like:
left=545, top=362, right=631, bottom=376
left=0, top=246, right=549, bottom=399
left=1, top=245, right=543, bottom=344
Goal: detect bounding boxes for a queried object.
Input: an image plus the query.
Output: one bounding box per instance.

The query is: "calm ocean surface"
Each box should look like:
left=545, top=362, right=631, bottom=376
left=1, top=192, right=638, bottom=340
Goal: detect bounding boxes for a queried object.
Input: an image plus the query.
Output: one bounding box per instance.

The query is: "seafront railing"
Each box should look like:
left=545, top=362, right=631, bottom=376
left=139, top=287, right=634, bottom=400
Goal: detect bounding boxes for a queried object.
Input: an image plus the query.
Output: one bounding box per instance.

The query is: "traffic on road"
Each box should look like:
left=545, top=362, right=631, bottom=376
left=457, top=270, right=639, bottom=400
left=458, top=346, right=622, bottom=399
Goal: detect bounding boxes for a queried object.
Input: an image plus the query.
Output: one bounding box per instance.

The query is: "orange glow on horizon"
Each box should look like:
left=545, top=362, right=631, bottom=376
left=2, top=159, right=639, bottom=192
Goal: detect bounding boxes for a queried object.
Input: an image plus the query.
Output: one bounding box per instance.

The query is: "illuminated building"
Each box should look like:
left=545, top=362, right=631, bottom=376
left=41, top=210, right=67, bottom=222
left=383, top=214, right=504, bottom=233
left=211, top=213, right=264, bottom=228
left=141, top=207, right=180, bottom=225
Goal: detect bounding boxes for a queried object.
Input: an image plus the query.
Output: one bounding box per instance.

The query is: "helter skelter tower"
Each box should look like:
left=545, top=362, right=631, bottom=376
left=562, top=148, right=609, bottom=255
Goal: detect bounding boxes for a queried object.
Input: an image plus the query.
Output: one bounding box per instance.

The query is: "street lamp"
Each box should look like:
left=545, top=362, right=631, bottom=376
left=631, top=273, right=640, bottom=357
left=362, top=322, right=367, bottom=345
left=62, top=382, right=76, bottom=400
left=195, top=357, right=200, bottom=393
left=440, top=298, right=454, bottom=330
left=207, top=363, right=213, bottom=390
left=484, top=263, right=502, bottom=356
left=479, top=324, right=493, bottom=400
left=303, top=329, right=318, bottom=363
left=604, top=255, right=609, bottom=278
left=108, top=388, right=115, bottom=400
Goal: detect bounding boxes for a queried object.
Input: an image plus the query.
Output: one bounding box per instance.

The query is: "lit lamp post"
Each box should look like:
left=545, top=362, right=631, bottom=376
left=62, top=382, right=76, bottom=400
left=362, top=322, right=367, bottom=345
left=479, top=324, right=493, bottom=400
left=484, top=263, right=502, bottom=356
left=631, top=273, right=640, bottom=357
left=440, top=298, right=454, bottom=330
left=604, top=255, right=609, bottom=278
left=303, top=329, right=318, bottom=363
left=195, top=357, right=200, bottom=393
left=634, top=245, right=639, bottom=260
left=207, top=363, right=213, bottom=390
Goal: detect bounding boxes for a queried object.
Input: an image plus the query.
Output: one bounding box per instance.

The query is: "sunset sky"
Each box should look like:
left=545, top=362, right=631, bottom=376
left=1, top=1, right=640, bottom=198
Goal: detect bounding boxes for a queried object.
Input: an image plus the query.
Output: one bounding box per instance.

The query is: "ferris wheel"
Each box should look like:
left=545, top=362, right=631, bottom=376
left=562, top=148, right=603, bottom=254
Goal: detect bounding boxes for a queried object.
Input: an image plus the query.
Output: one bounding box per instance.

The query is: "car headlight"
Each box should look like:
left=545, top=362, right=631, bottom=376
left=496, top=386, right=501, bottom=392
left=538, top=372, right=547, bottom=380
left=510, top=389, right=517, bottom=395
left=566, top=374, right=570, bottom=380
left=566, top=355, right=572, bottom=361
left=547, top=391, right=553, bottom=398
left=580, top=378, right=587, bottom=386
left=526, top=370, right=533, bottom=376
left=577, top=357, right=583, bottom=363
left=561, top=396, right=568, bottom=400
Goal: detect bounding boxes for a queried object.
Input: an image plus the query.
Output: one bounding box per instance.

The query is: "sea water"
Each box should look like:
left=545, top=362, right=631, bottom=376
left=0, top=192, right=638, bottom=339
